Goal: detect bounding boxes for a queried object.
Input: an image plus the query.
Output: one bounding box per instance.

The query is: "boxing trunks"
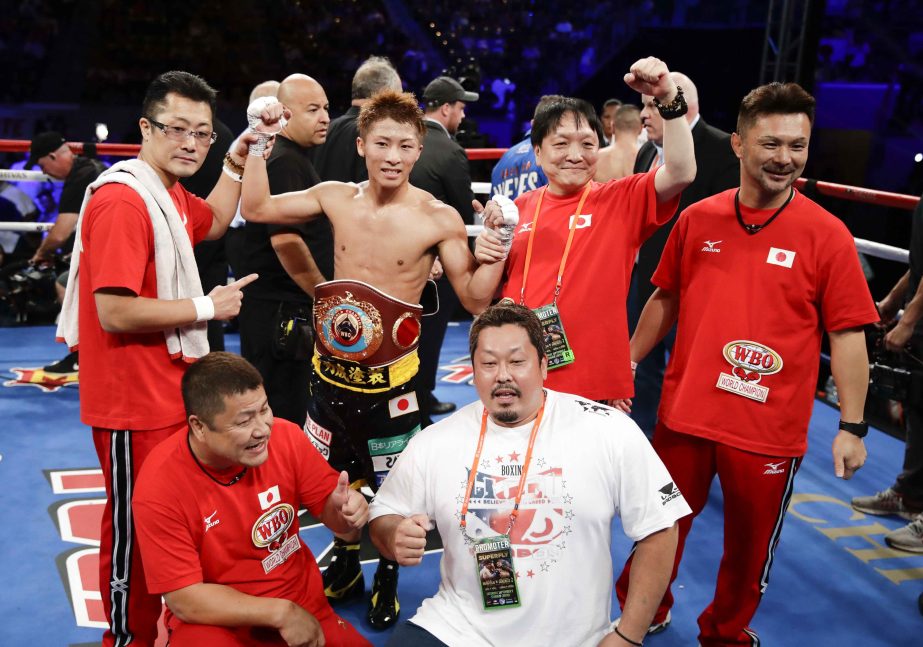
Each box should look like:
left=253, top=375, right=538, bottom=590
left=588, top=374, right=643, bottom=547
left=305, top=280, right=424, bottom=489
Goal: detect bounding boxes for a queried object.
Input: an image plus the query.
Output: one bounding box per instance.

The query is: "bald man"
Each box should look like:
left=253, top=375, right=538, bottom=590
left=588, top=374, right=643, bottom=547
left=595, top=104, right=643, bottom=182
left=250, top=79, right=281, bottom=104
left=234, top=74, right=334, bottom=427
left=629, top=71, right=740, bottom=436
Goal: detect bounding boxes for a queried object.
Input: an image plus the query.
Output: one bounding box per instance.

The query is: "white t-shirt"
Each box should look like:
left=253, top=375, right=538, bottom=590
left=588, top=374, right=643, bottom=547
left=369, top=389, right=691, bottom=647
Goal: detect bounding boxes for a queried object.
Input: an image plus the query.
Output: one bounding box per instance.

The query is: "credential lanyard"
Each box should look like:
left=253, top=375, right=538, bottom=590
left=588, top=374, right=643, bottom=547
left=459, top=402, right=546, bottom=541
left=519, top=183, right=593, bottom=307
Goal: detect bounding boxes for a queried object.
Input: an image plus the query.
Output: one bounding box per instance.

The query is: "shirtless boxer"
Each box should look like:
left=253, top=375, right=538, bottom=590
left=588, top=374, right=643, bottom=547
left=241, top=89, right=502, bottom=628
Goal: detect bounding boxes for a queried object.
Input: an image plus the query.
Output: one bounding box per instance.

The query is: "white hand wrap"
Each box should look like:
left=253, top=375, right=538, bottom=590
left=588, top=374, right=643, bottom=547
left=491, top=194, right=520, bottom=256
left=492, top=194, right=520, bottom=227
left=246, top=96, right=286, bottom=156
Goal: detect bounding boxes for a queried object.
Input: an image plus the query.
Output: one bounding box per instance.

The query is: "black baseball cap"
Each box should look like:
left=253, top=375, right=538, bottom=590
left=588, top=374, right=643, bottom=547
left=27, top=132, right=67, bottom=168
left=422, top=76, right=479, bottom=105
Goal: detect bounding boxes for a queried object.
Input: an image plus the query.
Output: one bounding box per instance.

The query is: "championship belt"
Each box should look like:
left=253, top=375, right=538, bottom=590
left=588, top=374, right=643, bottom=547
left=313, top=280, right=423, bottom=392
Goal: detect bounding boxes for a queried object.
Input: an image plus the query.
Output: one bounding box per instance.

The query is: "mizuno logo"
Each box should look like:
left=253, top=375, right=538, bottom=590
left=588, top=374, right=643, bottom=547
left=763, top=461, right=786, bottom=475
left=701, top=240, right=722, bottom=253
left=204, top=510, right=220, bottom=532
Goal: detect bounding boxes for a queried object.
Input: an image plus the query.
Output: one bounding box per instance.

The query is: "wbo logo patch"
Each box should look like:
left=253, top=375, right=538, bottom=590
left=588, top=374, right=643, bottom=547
left=314, top=291, right=383, bottom=361
left=716, top=340, right=784, bottom=403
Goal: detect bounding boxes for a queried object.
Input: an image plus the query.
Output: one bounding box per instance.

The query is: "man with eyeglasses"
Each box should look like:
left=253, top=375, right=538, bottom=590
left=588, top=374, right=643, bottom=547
left=56, top=70, right=262, bottom=647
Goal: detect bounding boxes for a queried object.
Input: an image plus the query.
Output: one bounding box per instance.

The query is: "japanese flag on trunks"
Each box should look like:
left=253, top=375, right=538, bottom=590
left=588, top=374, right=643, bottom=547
left=388, top=393, right=419, bottom=418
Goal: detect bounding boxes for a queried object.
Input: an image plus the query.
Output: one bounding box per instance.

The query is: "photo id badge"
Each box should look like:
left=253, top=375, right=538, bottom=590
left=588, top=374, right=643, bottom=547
left=533, top=303, right=575, bottom=370
left=474, top=535, right=520, bottom=610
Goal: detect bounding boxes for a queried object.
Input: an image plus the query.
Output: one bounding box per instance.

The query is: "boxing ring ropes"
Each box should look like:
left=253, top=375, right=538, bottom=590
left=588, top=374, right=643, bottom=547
left=0, top=139, right=918, bottom=265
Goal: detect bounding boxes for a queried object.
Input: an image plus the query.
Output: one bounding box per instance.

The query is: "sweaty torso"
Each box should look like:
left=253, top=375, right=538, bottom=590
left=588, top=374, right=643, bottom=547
left=323, top=183, right=449, bottom=303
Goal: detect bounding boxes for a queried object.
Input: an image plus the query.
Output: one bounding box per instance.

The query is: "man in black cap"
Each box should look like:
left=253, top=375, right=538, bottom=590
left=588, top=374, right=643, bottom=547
left=410, top=76, right=479, bottom=419
left=27, top=131, right=105, bottom=375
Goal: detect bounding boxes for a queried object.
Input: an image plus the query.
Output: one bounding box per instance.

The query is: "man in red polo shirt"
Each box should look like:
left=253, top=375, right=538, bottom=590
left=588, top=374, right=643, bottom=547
left=57, top=70, right=259, bottom=646
left=475, top=57, right=695, bottom=405
left=614, top=81, right=878, bottom=646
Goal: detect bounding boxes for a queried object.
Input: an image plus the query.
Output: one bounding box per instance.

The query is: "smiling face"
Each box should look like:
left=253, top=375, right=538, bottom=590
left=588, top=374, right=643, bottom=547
left=732, top=112, right=811, bottom=207
left=534, top=111, right=600, bottom=195
left=138, top=92, right=213, bottom=186
left=189, top=386, right=274, bottom=470
left=357, top=117, right=423, bottom=188
left=472, top=324, right=547, bottom=427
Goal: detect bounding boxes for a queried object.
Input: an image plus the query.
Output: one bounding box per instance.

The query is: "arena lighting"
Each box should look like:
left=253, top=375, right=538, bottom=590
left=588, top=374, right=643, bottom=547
left=95, top=123, right=109, bottom=142
left=915, top=153, right=922, bottom=163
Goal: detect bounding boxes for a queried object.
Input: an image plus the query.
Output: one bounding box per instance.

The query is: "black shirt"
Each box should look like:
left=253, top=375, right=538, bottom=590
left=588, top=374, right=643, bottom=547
left=313, top=106, right=367, bottom=183
left=60, top=156, right=106, bottom=254
left=236, top=136, right=334, bottom=302
left=409, top=120, right=475, bottom=224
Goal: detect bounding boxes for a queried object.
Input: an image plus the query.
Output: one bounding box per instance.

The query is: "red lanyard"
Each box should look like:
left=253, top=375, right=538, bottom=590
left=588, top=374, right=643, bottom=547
left=459, top=400, right=546, bottom=539
left=519, top=183, right=593, bottom=306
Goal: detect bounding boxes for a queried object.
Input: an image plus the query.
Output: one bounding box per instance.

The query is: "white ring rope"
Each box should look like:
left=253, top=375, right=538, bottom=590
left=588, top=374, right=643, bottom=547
left=0, top=172, right=910, bottom=263
left=0, top=222, right=54, bottom=232
left=0, top=169, right=57, bottom=182
left=854, top=237, right=909, bottom=263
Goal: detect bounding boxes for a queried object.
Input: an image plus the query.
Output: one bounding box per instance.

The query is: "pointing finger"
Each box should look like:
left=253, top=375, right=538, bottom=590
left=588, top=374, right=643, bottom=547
left=229, top=273, right=259, bottom=289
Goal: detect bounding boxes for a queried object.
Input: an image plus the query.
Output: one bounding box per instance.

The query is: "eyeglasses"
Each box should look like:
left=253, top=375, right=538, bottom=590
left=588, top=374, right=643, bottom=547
left=146, top=118, right=217, bottom=145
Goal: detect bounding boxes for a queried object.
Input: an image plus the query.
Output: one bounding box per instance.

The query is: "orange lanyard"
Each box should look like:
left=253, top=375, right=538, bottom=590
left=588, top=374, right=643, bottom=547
left=519, top=183, right=593, bottom=306
left=459, top=401, right=546, bottom=540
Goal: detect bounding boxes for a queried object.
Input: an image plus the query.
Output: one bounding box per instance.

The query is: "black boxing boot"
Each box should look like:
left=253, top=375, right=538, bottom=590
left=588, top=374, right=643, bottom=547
left=367, top=558, right=400, bottom=629
left=323, top=537, right=364, bottom=602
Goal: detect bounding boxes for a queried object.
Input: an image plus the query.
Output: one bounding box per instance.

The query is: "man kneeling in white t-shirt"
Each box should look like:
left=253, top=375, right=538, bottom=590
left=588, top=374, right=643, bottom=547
left=369, top=302, right=691, bottom=647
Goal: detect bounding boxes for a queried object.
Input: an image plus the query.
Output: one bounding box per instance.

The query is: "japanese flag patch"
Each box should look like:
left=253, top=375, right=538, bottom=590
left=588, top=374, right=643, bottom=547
left=766, top=247, right=795, bottom=268
left=258, top=485, right=280, bottom=510
left=388, top=392, right=419, bottom=418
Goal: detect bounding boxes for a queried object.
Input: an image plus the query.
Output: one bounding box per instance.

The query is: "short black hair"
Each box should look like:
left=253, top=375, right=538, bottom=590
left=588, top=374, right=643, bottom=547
left=182, top=352, right=263, bottom=427
left=531, top=96, right=604, bottom=147
left=469, top=301, right=546, bottom=362
left=142, top=70, right=217, bottom=121
left=737, top=82, right=815, bottom=135
left=602, top=98, right=622, bottom=111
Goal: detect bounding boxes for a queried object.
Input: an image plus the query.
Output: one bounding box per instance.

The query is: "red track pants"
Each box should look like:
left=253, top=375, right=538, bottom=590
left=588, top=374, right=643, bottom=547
left=93, top=423, right=183, bottom=647
left=616, top=423, right=801, bottom=646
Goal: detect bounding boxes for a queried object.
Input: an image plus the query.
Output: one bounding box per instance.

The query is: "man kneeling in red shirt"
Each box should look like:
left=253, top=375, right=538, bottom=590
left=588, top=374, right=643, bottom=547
left=134, top=352, right=371, bottom=646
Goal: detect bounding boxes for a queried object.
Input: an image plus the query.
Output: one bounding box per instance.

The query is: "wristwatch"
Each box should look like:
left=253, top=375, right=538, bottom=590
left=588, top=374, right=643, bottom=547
left=838, top=419, right=869, bottom=438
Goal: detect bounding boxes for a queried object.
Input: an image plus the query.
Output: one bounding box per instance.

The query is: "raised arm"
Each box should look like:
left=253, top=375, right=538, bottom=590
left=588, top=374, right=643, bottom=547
left=239, top=99, right=329, bottom=226
left=202, top=134, right=255, bottom=240
left=240, top=151, right=329, bottom=226
left=624, top=57, right=696, bottom=203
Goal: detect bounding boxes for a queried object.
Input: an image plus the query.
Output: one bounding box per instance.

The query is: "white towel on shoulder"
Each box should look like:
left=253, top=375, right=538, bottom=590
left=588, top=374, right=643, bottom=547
left=57, top=158, right=209, bottom=361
